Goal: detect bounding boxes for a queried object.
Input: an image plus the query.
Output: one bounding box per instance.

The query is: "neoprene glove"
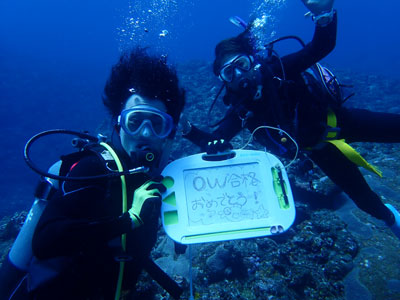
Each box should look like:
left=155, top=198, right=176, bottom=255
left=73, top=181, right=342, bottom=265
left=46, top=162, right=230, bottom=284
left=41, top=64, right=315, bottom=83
left=129, top=179, right=166, bottom=228
left=205, top=139, right=233, bottom=155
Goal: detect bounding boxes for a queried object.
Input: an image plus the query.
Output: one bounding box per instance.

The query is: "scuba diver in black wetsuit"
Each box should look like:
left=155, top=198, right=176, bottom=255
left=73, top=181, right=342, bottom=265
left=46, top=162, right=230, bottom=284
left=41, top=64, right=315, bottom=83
left=183, top=0, right=400, bottom=240
left=0, top=48, right=185, bottom=300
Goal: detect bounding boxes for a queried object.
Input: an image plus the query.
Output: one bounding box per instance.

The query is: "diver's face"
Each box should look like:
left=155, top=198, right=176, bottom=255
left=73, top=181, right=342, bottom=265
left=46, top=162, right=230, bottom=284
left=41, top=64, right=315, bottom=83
left=219, top=53, right=261, bottom=98
left=119, top=94, right=172, bottom=166
left=219, top=54, right=260, bottom=92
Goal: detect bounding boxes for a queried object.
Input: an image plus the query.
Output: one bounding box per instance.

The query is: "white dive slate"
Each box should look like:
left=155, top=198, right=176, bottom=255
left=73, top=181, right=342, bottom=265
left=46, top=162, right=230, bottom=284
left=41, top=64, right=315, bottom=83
left=161, top=150, right=295, bottom=244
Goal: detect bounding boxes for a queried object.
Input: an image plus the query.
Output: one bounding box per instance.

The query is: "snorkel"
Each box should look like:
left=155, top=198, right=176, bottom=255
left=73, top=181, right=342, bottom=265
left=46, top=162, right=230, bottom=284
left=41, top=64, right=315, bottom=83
left=229, top=16, right=248, bottom=30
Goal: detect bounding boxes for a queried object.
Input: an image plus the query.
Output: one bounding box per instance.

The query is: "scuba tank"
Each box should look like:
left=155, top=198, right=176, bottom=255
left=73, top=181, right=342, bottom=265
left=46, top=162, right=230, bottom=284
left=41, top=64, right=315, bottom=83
left=8, top=162, right=60, bottom=272
left=0, top=162, right=60, bottom=300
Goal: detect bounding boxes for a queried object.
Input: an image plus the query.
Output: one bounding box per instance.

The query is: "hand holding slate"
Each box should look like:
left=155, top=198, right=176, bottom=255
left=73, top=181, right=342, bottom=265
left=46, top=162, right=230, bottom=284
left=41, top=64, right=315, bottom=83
left=205, top=139, right=233, bottom=155
left=129, top=177, right=166, bottom=227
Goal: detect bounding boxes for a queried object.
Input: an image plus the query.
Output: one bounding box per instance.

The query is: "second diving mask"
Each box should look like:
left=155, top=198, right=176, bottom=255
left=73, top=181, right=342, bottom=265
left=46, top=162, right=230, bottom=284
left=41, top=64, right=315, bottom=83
left=219, top=55, right=254, bottom=83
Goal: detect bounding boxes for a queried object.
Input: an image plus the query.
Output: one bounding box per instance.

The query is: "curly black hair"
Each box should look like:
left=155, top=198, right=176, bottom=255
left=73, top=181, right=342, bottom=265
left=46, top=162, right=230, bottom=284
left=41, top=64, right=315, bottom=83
left=103, top=47, right=185, bottom=124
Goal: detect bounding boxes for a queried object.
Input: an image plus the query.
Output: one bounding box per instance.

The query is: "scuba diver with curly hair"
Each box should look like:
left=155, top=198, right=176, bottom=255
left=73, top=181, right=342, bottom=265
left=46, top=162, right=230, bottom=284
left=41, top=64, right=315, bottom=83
left=183, top=0, right=400, bottom=240
left=0, top=47, right=185, bottom=299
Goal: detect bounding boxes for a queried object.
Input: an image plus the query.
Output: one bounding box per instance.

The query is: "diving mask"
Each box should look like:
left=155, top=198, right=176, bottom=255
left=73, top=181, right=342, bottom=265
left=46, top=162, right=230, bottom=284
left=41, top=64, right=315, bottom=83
left=118, top=105, right=174, bottom=139
left=219, top=55, right=254, bottom=83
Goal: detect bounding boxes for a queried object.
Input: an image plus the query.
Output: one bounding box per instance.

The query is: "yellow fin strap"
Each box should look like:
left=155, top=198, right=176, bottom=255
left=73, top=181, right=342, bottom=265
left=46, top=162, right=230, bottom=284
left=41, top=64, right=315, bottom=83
left=326, top=109, right=338, bottom=139
left=99, top=142, right=127, bottom=300
left=326, top=139, right=382, bottom=177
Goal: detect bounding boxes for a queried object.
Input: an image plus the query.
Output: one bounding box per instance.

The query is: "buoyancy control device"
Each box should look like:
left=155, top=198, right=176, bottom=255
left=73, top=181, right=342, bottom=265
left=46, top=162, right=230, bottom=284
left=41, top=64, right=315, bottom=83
left=0, top=129, right=147, bottom=300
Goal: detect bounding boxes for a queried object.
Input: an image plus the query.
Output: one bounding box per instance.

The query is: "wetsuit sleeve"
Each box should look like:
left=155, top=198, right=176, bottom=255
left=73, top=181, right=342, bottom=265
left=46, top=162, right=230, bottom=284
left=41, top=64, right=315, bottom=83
left=278, top=11, right=337, bottom=78
left=183, top=111, right=243, bottom=151
left=32, top=155, right=132, bottom=259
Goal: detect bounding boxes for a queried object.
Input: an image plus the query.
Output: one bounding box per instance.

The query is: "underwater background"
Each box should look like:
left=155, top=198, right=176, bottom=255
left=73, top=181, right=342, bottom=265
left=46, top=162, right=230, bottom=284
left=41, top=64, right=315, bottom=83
left=1, top=0, right=400, bottom=299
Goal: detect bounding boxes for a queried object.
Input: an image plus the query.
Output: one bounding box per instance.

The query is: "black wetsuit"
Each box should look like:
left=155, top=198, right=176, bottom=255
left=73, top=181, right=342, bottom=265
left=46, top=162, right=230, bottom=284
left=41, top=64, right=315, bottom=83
left=185, top=11, right=400, bottom=225
left=30, top=145, right=159, bottom=299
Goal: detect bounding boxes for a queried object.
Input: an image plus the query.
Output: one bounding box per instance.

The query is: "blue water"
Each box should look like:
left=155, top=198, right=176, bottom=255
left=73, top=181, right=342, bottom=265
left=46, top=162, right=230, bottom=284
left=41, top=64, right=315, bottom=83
left=0, top=0, right=399, bottom=217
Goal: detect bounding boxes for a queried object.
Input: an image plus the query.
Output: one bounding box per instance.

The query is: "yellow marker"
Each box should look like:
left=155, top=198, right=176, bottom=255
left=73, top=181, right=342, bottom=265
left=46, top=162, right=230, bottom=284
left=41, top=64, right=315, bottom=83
left=272, top=166, right=289, bottom=209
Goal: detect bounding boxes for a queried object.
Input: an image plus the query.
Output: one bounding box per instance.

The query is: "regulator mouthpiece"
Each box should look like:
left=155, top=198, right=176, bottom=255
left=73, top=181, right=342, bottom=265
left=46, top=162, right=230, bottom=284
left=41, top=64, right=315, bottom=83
left=133, top=147, right=160, bottom=169
left=239, top=78, right=250, bottom=89
left=253, top=85, right=263, bottom=100
left=145, top=152, right=155, bottom=162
